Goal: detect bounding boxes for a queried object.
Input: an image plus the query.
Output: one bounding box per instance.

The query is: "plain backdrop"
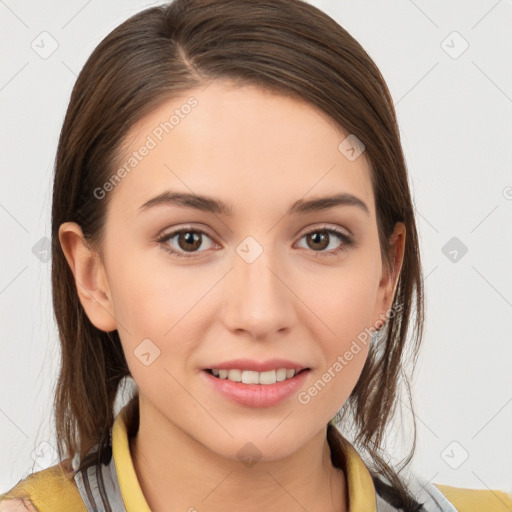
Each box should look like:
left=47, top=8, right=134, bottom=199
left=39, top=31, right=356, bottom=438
left=1, top=0, right=511, bottom=496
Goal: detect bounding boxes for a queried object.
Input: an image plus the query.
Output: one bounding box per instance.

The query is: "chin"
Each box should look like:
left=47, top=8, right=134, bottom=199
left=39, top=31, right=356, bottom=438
left=204, top=430, right=305, bottom=464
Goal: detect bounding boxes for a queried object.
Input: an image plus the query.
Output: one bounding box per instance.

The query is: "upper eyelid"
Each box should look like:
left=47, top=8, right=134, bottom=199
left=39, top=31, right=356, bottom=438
left=301, top=225, right=348, bottom=237
left=158, top=225, right=215, bottom=242
left=158, top=223, right=349, bottom=241
left=158, top=224, right=351, bottom=251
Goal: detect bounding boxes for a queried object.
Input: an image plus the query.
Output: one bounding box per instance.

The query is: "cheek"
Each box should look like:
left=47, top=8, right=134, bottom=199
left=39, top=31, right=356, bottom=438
left=295, top=256, right=380, bottom=408
left=107, top=243, right=196, bottom=332
left=301, top=252, right=381, bottom=340
left=106, top=248, right=219, bottom=375
left=104, top=250, right=177, bottom=356
left=106, top=261, right=195, bottom=399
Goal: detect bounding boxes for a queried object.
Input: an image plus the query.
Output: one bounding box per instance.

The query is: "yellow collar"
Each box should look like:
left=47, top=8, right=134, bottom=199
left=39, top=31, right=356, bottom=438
left=112, top=406, right=377, bottom=512
left=112, top=405, right=151, bottom=511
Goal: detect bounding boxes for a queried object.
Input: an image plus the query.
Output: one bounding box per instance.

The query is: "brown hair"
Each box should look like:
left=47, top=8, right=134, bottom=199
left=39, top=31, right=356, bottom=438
left=51, top=0, right=424, bottom=509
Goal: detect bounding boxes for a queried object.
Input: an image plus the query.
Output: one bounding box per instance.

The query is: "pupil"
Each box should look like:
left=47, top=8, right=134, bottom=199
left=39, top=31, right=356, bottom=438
left=309, top=231, right=328, bottom=250
left=180, top=231, right=200, bottom=251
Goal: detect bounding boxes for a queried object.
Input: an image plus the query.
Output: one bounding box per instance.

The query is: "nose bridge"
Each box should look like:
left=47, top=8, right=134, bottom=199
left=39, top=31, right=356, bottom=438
left=223, top=235, right=295, bottom=337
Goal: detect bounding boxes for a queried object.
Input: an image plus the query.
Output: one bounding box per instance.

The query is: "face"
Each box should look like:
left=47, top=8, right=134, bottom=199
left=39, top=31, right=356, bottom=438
left=63, top=80, right=403, bottom=461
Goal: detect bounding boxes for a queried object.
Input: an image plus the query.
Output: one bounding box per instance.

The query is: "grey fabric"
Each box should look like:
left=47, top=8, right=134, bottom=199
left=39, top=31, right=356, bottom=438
left=375, top=475, right=459, bottom=512
left=408, top=477, right=459, bottom=512
left=71, top=429, right=127, bottom=512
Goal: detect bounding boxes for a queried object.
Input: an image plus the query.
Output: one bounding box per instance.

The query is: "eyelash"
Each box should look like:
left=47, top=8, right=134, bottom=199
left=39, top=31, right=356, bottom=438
left=156, top=224, right=354, bottom=259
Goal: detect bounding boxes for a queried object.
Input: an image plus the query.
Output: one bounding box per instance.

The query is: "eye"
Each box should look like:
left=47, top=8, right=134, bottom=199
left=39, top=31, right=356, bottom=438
left=157, top=224, right=355, bottom=259
left=296, top=225, right=354, bottom=256
left=157, top=227, right=217, bottom=258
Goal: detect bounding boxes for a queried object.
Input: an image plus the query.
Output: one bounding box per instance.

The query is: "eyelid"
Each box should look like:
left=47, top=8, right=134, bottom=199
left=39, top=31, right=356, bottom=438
left=295, top=224, right=354, bottom=255
left=156, top=225, right=218, bottom=258
left=157, top=224, right=215, bottom=241
left=157, top=223, right=354, bottom=258
left=299, top=223, right=350, bottom=238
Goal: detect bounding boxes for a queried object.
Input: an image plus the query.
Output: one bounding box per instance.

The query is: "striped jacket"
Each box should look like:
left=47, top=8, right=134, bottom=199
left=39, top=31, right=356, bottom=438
left=1, top=404, right=511, bottom=511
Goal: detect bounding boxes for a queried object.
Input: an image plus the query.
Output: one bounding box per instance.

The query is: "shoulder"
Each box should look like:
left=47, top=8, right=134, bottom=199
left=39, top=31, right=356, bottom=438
left=0, top=461, right=86, bottom=512
left=0, top=498, right=37, bottom=511
left=434, top=483, right=512, bottom=512
left=377, top=473, right=512, bottom=512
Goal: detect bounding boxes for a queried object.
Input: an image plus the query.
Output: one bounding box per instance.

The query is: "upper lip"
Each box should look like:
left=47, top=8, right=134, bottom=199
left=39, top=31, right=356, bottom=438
left=204, top=358, right=310, bottom=373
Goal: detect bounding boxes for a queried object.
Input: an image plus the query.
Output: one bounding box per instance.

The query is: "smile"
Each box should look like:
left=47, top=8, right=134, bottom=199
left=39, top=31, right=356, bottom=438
left=202, top=368, right=311, bottom=408
left=206, top=368, right=307, bottom=385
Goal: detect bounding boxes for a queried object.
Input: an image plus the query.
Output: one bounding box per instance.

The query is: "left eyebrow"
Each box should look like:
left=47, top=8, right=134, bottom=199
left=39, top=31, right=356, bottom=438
left=138, top=190, right=369, bottom=216
left=288, top=193, right=369, bottom=216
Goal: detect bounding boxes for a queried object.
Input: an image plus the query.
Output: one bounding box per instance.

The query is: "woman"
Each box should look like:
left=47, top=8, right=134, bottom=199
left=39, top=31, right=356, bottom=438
left=1, top=0, right=510, bottom=510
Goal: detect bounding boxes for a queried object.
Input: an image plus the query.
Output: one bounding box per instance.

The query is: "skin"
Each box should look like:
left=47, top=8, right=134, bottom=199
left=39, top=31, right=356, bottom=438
left=0, top=499, right=37, bottom=511
left=59, top=80, right=405, bottom=512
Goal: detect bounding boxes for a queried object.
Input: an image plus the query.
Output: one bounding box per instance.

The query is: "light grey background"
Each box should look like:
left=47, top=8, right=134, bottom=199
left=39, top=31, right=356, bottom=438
left=1, top=0, right=511, bottom=497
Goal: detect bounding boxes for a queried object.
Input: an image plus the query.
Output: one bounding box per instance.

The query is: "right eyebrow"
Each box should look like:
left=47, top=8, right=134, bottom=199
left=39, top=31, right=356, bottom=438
left=138, top=190, right=369, bottom=216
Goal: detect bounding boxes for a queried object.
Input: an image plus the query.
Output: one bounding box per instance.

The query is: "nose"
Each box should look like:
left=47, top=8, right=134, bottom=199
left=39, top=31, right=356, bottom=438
left=221, top=241, right=296, bottom=340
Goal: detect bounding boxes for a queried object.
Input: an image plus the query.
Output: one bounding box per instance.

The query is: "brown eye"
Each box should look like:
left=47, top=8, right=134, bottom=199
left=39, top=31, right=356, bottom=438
left=177, top=231, right=202, bottom=252
left=297, top=227, right=354, bottom=256
left=305, top=231, right=330, bottom=251
left=157, top=228, right=216, bottom=257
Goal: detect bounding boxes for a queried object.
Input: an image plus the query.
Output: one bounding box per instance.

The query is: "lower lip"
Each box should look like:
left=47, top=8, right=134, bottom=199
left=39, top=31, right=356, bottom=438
left=202, top=369, right=310, bottom=408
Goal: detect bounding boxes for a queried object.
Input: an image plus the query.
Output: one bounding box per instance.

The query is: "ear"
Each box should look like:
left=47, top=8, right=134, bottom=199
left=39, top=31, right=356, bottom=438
left=58, top=222, right=117, bottom=332
left=372, top=222, right=406, bottom=329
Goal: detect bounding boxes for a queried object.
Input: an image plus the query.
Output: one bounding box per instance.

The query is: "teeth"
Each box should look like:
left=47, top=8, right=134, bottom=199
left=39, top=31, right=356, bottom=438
left=257, top=371, right=276, bottom=385
left=242, top=371, right=260, bottom=384
left=227, top=369, right=241, bottom=382
left=210, top=368, right=299, bottom=385
left=276, top=368, right=287, bottom=382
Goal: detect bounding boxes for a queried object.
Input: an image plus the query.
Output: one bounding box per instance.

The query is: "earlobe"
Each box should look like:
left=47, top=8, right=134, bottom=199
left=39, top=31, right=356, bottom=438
left=58, top=222, right=117, bottom=332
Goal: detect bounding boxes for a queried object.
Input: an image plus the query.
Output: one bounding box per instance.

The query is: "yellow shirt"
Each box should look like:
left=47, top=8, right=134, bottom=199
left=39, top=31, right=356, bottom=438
left=1, top=404, right=511, bottom=511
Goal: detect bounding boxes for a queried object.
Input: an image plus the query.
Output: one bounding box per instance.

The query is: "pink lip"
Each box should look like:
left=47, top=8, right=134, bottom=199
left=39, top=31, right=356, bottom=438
left=204, top=358, right=309, bottom=373
left=202, top=368, right=310, bottom=408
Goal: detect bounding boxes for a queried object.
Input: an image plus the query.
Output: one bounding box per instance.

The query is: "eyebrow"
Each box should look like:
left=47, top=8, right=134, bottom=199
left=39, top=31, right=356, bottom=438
left=138, top=190, right=369, bottom=216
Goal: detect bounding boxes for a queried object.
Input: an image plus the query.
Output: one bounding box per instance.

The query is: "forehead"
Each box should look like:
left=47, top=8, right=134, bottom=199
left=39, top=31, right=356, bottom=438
left=107, top=80, right=374, bottom=219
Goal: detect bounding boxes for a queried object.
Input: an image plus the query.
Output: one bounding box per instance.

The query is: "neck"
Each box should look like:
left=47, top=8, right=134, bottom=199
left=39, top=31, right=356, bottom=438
left=129, top=398, right=347, bottom=512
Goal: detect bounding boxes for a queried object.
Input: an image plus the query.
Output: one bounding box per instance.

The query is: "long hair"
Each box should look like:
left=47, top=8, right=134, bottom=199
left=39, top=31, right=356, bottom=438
left=51, top=1, right=424, bottom=509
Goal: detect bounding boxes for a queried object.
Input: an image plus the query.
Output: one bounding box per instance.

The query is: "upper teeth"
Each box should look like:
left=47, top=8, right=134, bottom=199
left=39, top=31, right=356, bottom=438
left=211, top=368, right=298, bottom=385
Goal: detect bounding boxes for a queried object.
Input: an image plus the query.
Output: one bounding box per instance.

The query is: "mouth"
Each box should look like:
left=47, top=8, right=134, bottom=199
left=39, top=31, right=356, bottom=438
left=202, top=367, right=311, bottom=408
left=204, top=367, right=310, bottom=385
